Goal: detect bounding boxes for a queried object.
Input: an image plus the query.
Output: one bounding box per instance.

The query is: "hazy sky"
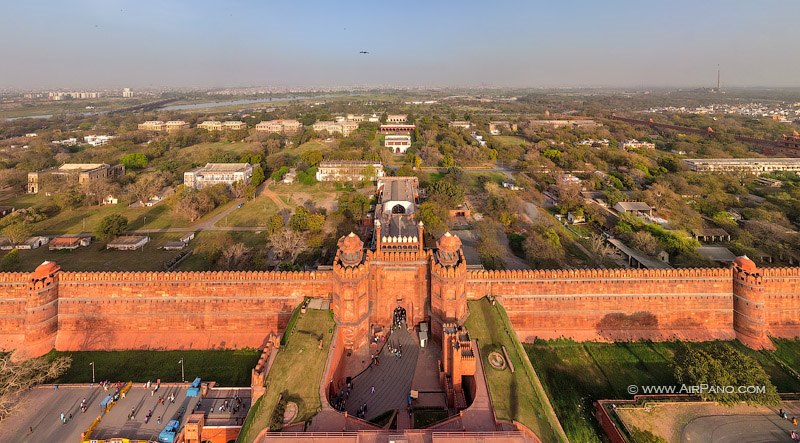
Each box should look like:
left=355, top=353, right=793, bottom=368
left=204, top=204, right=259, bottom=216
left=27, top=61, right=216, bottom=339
left=2, top=0, right=799, bottom=89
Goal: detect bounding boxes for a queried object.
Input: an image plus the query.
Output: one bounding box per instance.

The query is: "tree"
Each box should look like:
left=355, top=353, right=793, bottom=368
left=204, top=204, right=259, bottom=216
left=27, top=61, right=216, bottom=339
left=300, top=150, right=323, bottom=167
left=337, top=193, right=370, bottom=222
left=289, top=207, right=325, bottom=233
left=219, top=242, right=250, bottom=270
left=417, top=201, right=448, bottom=238
left=96, top=214, right=128, bottom=240
left=251, top=165, right=266, bottom=187
left=269, top=228, right=308, bottom=262
left=0, top=249, right=20, bottom=271
left=1, top=223, right=31, bottom=246
left=271, top=166, right=289, bottom=182
left=672, top=343, right=779, bottom=406
left=0, top=353, right=72, bottom=420
left=173, top=190, right=214, bottom=222
left=428, top=180, right=465, bottom=208
left=120, top=153, right=149, bottom=170
left=522, top=227, right=565, bottom=268
left=266, top=213, right=284, bottom=235
left=632, top=231, right=660, bottom=255
left=128, top=172, right=167, bottom=205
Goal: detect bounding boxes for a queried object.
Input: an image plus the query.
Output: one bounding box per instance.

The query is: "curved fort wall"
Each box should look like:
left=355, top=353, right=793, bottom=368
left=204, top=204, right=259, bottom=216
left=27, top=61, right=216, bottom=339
left=3, top=256, right=800, bottom=359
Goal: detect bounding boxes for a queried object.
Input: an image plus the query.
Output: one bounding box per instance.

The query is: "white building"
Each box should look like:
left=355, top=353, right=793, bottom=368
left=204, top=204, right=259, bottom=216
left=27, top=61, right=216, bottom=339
left=184, top=163, right=254, bottom=189
left=84, top=135, right=115, bottom=147
left=622, top=139, right=656, bottom=150
left=122, top=88, right=134, bottom=98
left=683, top=158, right=800, bottom=173
left=386, top=114, right=407, bottom=124
left=384, top=135, right=412, bottom=154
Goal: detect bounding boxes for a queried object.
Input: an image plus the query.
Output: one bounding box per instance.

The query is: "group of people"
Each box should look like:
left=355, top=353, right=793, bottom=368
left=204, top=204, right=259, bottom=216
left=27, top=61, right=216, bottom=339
left=216, top=395, right=244, bottom=415
left=386, top=342, right=403, bottom=359
left=332, top=379, right=354, bottom=412
left=354, top=402, right=368, bottom=419
left=780, top=408, right=800, bottom=441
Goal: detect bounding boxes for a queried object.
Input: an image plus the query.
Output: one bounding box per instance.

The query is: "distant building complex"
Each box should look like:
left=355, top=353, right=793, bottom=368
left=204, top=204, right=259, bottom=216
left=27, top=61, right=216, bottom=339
left=27, top=163, right=125, bottom=194
left=312, top=121, right=359, bottom=136
left=315, top=161, right=384, bottom=182
left=683, top=158, right=800, bottom=173
left=197, top=121, right=246, bottom=131
left=183, top=163, right=254, bottom=189
left=137, top=120, right=190, bottom=133
left=255, top=119, right=303, bottom=134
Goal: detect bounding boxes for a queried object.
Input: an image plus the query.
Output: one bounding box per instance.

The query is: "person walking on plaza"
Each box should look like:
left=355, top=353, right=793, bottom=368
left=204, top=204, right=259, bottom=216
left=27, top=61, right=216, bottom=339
left=371, top=385, right=375, bottom=394
left=60, top=412, right=65, bottom=424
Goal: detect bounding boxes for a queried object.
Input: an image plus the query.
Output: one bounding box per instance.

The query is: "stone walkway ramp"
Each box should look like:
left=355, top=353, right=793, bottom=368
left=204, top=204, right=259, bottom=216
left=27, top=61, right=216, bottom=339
left=346, top=325, right=419, bottom=421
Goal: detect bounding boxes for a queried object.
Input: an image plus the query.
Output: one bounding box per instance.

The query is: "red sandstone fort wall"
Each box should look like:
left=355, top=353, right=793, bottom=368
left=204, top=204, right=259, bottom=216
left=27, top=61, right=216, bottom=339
left=53, top=270, right=334, bottom=351
left=465, top=268, right=735, bottom=342
left=761, top=267, right=800, bottom=338
left=0, top=273, right=30, bottom=350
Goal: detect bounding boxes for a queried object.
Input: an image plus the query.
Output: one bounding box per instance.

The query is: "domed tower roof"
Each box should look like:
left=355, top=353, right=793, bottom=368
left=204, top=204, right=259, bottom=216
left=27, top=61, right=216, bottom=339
left=733, top=255, right=757, bottom=273
left=337, top=232, right=364, bottom=267
left=32, top=261, right=60, bottom=279
left=436, top=232, right=462, bottom=266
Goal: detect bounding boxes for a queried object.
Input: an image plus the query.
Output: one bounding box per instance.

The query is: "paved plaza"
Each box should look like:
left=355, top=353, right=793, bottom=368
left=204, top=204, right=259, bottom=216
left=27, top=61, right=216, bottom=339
left=0, top=384, right=200, bottom=442
left=343, top=324, right=421, bottom=421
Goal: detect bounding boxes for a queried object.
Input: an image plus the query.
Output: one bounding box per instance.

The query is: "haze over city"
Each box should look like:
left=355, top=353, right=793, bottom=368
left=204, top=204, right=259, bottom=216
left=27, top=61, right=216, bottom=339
left=2, top=0, right=800, bottom=89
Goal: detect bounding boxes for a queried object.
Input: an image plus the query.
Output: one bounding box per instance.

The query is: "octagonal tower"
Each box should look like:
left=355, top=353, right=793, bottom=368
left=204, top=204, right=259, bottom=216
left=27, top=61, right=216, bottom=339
left=331, top=232, right=370, bottom=350
left=430, top=232, right=468, bottom=339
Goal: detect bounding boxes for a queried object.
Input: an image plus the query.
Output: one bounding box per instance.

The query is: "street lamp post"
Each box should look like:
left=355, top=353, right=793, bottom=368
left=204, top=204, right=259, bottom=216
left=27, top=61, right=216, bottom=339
left=178, top=359, right=185, bottom=383
left=89, top=362, right=95, bottom=385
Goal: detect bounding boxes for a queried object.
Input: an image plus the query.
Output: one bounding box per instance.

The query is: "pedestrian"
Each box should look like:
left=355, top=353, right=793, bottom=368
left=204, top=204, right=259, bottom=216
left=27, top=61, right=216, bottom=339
left=794, top=417, right=798, bottom=426
left=371, top=386, right=375, bottom=394
left=68, top=413, right=72, bottom=422
left=29, top=426, right=33, bottom=434
left=60, top=412, right=65, bottom=423
left=782, top=408, right=785, bottom=417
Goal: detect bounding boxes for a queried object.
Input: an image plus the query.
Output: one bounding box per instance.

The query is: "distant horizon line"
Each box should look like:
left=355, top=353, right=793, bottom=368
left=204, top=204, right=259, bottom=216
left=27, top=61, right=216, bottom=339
left=4, top=84, right=800, bottom=93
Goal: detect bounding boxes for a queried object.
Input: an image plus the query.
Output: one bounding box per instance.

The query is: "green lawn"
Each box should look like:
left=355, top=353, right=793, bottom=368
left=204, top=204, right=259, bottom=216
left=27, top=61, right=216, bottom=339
left=464, top=298, right=565, bottom=443
left=492, top=135, right=526, bottom=148
left=176, top=231, right=267, bottom=271
left=287, top=140, right=332, bottom=155
left=5, top=232, right=187, bottom=272
left=239, top=309, right=335, bottom=442
left=48, top=349, right=260, bottom=386
left=214, top=196, right=279, bottom=227
left=525, top=339, right=800, bottom=442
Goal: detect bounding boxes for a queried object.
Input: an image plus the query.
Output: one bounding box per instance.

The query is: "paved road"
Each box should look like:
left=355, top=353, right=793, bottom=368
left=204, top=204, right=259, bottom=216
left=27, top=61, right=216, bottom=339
left=682, top=414, right=799, bottom=442
left=0, top=385, right=200, bottom=442
left=344, top=325, right=419, bottom=421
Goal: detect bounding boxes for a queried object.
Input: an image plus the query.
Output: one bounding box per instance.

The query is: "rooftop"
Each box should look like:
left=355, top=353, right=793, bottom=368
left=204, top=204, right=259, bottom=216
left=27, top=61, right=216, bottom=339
left=192, top=163, right=251, bottom=173
left=614, top=201, right=652, bottom=212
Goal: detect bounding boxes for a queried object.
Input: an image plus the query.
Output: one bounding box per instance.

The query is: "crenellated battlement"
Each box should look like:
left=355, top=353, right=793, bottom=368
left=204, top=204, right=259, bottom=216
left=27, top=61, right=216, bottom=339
left=468, top=267, right=731, bottom=281
left=59, top=270, right=331, bottom=283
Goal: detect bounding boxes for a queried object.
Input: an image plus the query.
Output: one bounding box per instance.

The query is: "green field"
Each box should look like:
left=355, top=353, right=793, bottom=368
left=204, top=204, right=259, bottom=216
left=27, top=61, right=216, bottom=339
left=464, top=298, right=566, bottom=443
left=492, top=135, right=526, bottom=148
left=5, top=232, right=188, bottom=272
left=48, top=349, right=260, bottom=387
left=239, top=309, right=335, bottom=442
left=526, top=339, right=800, bottom=442
left=214, top=196, right=279, bottom=227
